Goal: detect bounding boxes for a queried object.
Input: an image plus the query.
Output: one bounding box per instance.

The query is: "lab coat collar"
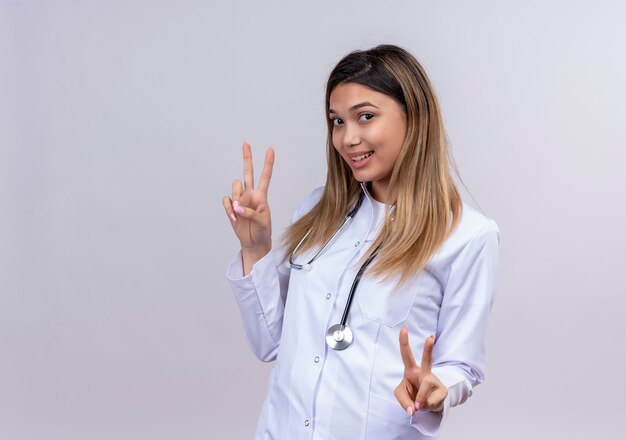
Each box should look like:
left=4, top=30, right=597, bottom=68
left=359, top=181, right=396, bottom=213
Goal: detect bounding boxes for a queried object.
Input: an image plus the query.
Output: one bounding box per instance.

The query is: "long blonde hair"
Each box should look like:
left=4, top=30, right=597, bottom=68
left=282, top=44, right=462, bottom=285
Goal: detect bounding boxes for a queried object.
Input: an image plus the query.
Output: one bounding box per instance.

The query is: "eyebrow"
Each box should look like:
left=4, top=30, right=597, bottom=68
left=328, top=101, right=379, bottom=114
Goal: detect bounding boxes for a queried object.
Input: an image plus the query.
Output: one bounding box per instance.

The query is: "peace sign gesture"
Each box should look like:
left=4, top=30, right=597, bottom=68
left=222, top=142, right=275, bottom=274
left=394, top=326, right=448, bottom=416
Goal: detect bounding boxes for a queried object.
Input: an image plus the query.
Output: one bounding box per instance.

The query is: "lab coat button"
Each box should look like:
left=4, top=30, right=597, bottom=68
left=304, top=419, right=310, bottom=427
left=326, top=293, right=331, bottom=299
left=314, top=356, right=320, bottom=363
left=354, top=241, right=360, bottom=247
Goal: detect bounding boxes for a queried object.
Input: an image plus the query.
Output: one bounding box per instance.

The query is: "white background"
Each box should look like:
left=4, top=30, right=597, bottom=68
left=1, top=1, right=625, bottom=438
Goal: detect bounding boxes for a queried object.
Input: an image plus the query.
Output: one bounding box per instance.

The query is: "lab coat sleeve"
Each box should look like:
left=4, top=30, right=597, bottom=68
left=410, top=220, right=500, bottom=436
left=226, top=248, right=290, bottom=362
left=226, top=187, right=324, bottom=362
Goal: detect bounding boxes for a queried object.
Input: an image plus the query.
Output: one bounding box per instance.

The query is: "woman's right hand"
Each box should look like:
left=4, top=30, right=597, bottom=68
left=222, top=142, right=275, bottom=274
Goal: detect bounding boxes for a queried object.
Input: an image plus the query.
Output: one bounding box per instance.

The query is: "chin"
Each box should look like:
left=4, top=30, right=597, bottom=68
left=351, top=170, right=376, bottom=183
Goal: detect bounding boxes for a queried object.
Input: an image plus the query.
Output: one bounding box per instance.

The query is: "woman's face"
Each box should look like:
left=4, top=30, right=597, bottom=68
left=329, top=82, right=407, bottom=203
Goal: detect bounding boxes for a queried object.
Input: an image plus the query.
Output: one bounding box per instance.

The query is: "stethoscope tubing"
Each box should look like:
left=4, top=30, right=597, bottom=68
left=288, top=187, right=392, bottom=350
left=288, top=194, right=364, bottom=271
left=339, top=242, right=382, bottom=326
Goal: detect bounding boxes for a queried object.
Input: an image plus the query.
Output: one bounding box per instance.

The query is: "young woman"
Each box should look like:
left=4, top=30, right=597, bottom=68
left=222, top=44, right=500, bottom=439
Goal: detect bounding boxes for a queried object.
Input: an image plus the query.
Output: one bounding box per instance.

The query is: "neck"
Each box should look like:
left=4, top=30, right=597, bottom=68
left=370, top=180, right=396, bottom=204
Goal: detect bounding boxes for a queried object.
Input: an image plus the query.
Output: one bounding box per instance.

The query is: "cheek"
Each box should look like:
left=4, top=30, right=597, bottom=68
left=393, top=131, right=407, bottom=154
left=364, top=124, right=383, bottom=141
left=388, top=122, right=407, bottom=158
left=389, top=140, right=404, bottom=165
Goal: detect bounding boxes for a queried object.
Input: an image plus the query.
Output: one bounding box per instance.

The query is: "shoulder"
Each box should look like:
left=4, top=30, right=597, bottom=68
left=454, top=202, right=500, bottom=244
left=292, top=186, right=324, bottom=221
left=430, top=202, right=500, bottom=267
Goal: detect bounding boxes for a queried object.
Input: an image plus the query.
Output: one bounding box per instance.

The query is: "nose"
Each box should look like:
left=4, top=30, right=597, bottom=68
left=342, top=122, right=361, bottom=148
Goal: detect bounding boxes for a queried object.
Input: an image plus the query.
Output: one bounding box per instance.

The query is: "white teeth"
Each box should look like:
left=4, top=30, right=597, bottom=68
left=351, top=152, right=373, bottom=161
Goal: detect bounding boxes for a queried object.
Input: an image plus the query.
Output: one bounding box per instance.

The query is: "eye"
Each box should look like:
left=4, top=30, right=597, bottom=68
left=331, top=118, right=343, bottom=126
left=359, top=113, right=374, bottom=122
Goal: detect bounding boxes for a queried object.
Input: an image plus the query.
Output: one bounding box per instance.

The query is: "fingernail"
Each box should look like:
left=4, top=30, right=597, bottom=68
left=233, top=200, right=245, bottom=215
left=230, top=213, right=237, bottom=222
left=414, top=402, right=421, bottom=411
left=406, top=405, right=414, bottom=417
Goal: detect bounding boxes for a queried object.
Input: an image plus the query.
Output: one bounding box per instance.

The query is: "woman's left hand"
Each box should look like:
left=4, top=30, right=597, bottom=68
left=394, top=326, right=448, bottom=416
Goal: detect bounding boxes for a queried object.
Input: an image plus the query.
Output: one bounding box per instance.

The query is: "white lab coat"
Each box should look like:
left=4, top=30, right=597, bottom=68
left=226, top=184, right=500, bottom=440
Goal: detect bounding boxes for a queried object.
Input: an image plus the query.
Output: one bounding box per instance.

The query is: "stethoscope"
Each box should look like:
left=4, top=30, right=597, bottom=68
left=288, top=189, right=390, bottom=350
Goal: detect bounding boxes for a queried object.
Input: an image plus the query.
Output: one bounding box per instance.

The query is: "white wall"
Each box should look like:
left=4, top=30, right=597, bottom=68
left=1, top=1, right=624, bottom=438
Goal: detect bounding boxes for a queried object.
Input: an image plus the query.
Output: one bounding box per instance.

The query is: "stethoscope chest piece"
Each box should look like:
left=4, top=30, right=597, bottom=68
left=325, top=324, right=353, bottom=350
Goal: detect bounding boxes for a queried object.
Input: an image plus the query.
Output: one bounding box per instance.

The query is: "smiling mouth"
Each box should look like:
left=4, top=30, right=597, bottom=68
left=351, top=152, right=374, bottom=162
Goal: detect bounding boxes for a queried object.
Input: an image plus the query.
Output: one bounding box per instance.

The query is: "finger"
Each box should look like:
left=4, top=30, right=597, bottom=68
left=232, top=179, right=243, bottom=201
left=424, top=387, right=447, bottom=412
left=394, top=380, right=417, bottom=417
left=420, top=335, right=435, bottom=373
left=242, top=142, right=254, bottom=190
left=414, top=377, right=435, bottom=411
left=257, top=147, right=275, bottom=195
left=232, top=200, right=259, bottom=221
left=222, top=196, right=237, bottom=223
left=399, top=325, right=418, bottom=370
